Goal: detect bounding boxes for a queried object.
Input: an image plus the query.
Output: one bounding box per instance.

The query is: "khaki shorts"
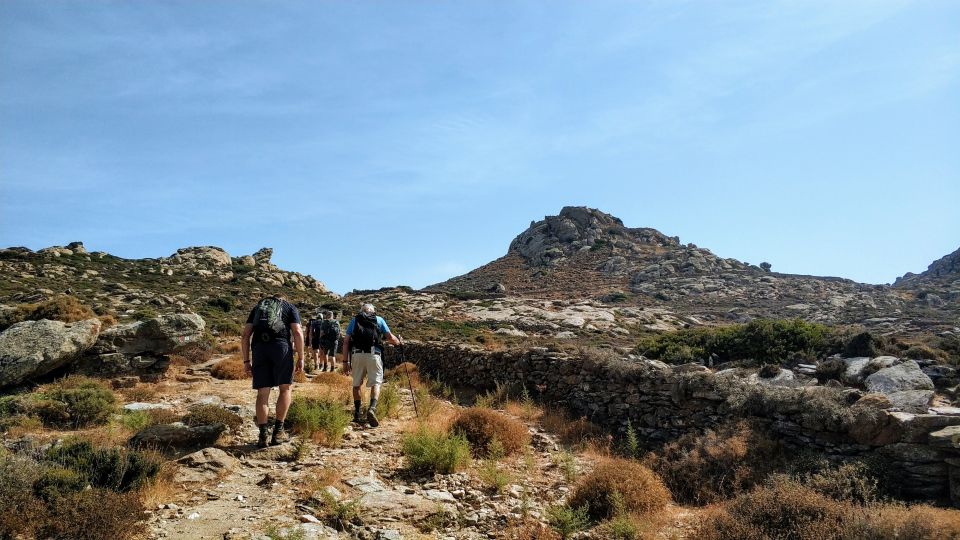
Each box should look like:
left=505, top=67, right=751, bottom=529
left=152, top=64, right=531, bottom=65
left=351, top=352, right=383, bottom=388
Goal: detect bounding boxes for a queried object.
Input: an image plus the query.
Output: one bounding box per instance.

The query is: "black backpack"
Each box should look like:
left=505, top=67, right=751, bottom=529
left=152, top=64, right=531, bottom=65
left=309, top=319, right=323, bottom=338
left=321, top=319, right=341, bottom=342
left=252, top=297, right=286, bottom=341
left=351, top=312, right=381, bottom=352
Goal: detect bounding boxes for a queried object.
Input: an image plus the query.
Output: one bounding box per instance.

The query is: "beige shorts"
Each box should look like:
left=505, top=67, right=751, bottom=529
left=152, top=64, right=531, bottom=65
left=351, top=352, right=383, bottom=388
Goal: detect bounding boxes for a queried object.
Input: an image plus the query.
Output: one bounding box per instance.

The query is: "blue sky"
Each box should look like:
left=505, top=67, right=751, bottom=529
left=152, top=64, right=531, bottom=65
left=1, top=1, right=957, bottom=294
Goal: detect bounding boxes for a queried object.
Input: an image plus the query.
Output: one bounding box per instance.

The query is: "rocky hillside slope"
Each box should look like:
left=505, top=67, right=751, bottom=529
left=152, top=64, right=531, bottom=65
left=429, top=207, right=957, bottom=330
left=895, top=246, right=960, bottom=307
left=0, top=243, right=340, bottom=334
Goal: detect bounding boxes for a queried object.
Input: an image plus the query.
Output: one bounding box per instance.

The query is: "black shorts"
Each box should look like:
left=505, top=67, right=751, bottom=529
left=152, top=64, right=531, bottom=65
left=320, top=340, right=338, bottom=356
left=251, top=340, right=294, bottom=389
left=310, top=337, right=321, bottom=350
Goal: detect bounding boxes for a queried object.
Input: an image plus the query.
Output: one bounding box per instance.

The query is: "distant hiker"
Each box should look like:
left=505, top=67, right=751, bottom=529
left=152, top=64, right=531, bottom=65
left=241, top=294, right=305, bottom=448
left=318, top=310, right=341, bottom=372
left=308, top=314, right=324, bottom=371
left=342, top=303, right=401, bottom=427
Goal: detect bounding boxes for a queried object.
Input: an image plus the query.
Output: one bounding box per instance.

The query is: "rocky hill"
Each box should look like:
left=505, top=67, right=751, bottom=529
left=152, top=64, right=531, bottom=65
left=0, top=243, right=340, bottom=334
left=895, top=246, right=960, bottom=308
left=428, top=207, right=957, bottom=332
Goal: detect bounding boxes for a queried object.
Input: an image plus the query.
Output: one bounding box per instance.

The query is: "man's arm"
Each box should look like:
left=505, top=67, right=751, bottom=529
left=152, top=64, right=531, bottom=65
left=241, top=323, right=254, bottom=376
left=291, top=323, right=305, bottom=372
left=383, top=332, right=402, bottom=346
left=341, top=335, right=352, bottom=374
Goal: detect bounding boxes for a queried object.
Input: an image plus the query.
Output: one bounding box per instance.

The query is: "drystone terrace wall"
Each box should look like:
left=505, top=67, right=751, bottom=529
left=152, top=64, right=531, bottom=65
left=385, top=342, right=960, bottom=507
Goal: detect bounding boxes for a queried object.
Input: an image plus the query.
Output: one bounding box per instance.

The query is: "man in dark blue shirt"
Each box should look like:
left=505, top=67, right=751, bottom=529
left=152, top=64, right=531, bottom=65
left=242, top=294, right=304, bottom=447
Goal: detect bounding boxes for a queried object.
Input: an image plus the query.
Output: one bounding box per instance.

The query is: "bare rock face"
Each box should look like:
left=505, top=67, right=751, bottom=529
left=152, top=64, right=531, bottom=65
left=0, top=318, right=101, bottom=387
left=129, top=422, right=225, bottom=449
left=170, top=246, right=232, bottom=267
left=94, top=313, right=205, bottom=356
left=253, top=248, right=273, bottom=265
left=865, top=360, right=935, bottom=394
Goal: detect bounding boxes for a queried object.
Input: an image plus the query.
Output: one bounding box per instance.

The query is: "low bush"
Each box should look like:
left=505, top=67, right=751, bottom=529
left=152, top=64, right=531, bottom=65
left=34, top=376, right=118, bottom=428
left=451, top=407, right=530, bottom=457
left=378, top=383, right=401, bottom=419
left=0, top=295, right=95, bottom=331
left=210, top=355, right=246, bottom=380
left=546, top=503, right=590, bottom=539
left=33, top=467, right=87, bottom=502
left=643, top=421, right=785, bottom=505
left=567, top=458, right=671, bottom=522
left=312, top=372, right=352, bottom=386
left=36, top=488, right=147, bottom=540
left=182, top=404, right=243, bottom=432
left=636, top=319, right=835, bottom=366
left=171, top=341, right=213, bottom=364
left=801, top=461, right=878, bottom=504
left=503, top=520, right=561, bottom=540
left=287, top=395, right=352, bottom=446
left=44, top=439, right=162, bottom=493
left=386, top=361, right=420, bottom=386
left=541, top=409, right=608, bottom=447
left=401, top=426, right=471, bottom=474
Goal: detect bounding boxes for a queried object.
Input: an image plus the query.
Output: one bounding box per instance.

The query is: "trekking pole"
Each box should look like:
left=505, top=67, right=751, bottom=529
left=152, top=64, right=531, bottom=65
left=402, top=343, right=419, bottom=418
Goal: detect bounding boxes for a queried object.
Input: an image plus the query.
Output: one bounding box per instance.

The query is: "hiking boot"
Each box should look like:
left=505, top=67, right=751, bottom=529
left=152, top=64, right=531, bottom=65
left=257, top=431, right=268, bottom=449
left=366, top=408, right=379, bottom=428
left=270, top=426, right=288, bottom=446
left=353, top=411, right=363, bottom=424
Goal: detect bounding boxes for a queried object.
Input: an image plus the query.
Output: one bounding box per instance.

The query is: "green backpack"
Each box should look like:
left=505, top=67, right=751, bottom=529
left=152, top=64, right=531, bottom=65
left=253, top=297, right=286, bottom=341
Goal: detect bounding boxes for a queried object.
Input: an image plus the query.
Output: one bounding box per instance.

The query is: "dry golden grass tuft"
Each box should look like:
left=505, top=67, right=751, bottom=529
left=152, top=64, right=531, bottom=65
left=298, top=466, right=342, bottom=498
left=568, top=457, right=671, bottom=521
left=217, top=341, right=241, bottom=354
left=294, top=370, right=308, bottom=383
left=137, top=457, right=178, bottom=509
left=643, top=420, right=785, bottom=505
left=210, top=355, right=246, bottom=380
left=451, top=407, right=531, bottom=457
left=504, top=399, right=543, bottom=421
left=502, top=519, right=562, bottom=540
left=119, top=384, right=159, bottom=402
left=540, top=408, right=606, bottom=447
left=386, top=362, right=420, bottom=386
left=312, top=372, right=353, bottom=387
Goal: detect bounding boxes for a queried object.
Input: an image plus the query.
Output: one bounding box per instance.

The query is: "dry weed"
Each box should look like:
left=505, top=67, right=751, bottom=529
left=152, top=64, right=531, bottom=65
left=210, top=355, right=246, bottom=380
left=568, top=457, right=671, bottom=521
left=452, top=407, right=531, bottom=457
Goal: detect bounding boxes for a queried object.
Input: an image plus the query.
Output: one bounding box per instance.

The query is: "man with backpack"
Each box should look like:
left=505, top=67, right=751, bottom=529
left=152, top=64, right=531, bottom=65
left=342, top=303, right=401, bottom=427
left=318, top=311, right=341, bottom=372
left=307, top=314, right=324, bottom=371
left=241, top=294, right=304, bottom=448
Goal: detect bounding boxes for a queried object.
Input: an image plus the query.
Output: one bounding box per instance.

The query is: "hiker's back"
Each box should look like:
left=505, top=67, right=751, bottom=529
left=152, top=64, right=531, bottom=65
left=249, top=297, right=292, bottom=342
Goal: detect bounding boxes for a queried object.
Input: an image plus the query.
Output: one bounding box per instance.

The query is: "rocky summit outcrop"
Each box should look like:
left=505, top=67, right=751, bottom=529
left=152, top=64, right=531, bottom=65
left=0, top=318, right=101, bottom=387
left=429, top=206, right=956, bottom=330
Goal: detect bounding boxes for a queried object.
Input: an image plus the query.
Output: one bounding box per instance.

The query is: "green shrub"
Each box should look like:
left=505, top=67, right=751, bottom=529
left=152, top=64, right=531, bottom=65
left=45, top=440, right=162, bottom=492
left=800, top=461, right=879, bottom=504
left=36, top=488, right=146, bottom=540
left=546, top=504, right=590, bottom=539
left=182, top=404, right=243, bottom=432
left=287, top=395, right=352, bottom=446
left=401, top=426, right=471, bottom=474
left=33, top=467, right=87, bottom=502
left=598, top=514, right=644, bottom=540
left=34, top=376, right=118, bottom=428
left=377, top=383, right=401, bottom=419
left=0, top=457, right=45, bottom=538
left=636, top=319, right=834, bottom=366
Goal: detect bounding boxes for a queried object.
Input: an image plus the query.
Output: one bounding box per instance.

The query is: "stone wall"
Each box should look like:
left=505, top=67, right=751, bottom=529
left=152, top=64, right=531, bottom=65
left=385, top=342, right=960, bottom=506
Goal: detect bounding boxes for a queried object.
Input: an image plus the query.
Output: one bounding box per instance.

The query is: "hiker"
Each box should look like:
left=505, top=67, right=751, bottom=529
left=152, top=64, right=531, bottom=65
left=342, top=303, right=401, bottom=427
left=241, top=294, right=304, bottom=448
left=318, top=310, right=341, bottom=372
left=307, top=314, right=324, bottom=371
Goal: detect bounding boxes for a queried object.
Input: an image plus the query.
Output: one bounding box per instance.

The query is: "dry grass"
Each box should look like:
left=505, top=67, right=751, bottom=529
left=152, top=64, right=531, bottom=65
left=119, top=384, right=159, bottom=402
left=0, top=295, right=95, bottom=330
left=217, top=341, right=241, bottom=354
left=137, top=459, right=178, bottom=509
left=503, top=519, right=562, bottom=540
left=451, top=407, right=531, bottom=457
left=210, top=355, right=246, bottom=380
left=293, top=370, right=308, bottom=383
left=312, top=372, right=353, bottom=387
left=182, top=404, right=243, bottom=431
left=540, top=408, right=607, bottom=447
left=568, top=457, right=672, bottom=522
left=298, top=466, right=342, bottom=498
left=504, top=397, right=543, bottom=422
left=643, top=420, right=785, bottom=505
left=386, top=361, right=420, bottom=386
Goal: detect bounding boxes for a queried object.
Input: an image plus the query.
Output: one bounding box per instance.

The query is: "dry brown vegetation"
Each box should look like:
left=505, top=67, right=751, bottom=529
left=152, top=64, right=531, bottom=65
left=503, top=519, right=562, bottom=540
left=451, top=407, right=531, bottom=457
left=643, top=420, right=785, bottom=505
left=312, top=372, right=353, bottom=387
left=568, top=458, right=671, bottom=522
left=210, top=355, right=246, bottom=380
left=697, top=475, right=960, bottom=540
left=181, top=404, right=243, bottom=432
left=386, top=361, right=420, bottom=386
left=540, top=408, right=606, bottom=447
left=217, top=340, right=241, bottom=354
left=0, top=295, right=96, bottom=331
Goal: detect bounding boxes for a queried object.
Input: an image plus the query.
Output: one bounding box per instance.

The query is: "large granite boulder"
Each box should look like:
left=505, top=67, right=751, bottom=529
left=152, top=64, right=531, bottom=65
left=94, top=313, right=205, bottom=356
left=129, top=422, right=225, bottom=449
left=866, top=360, right=935, bottom=394
left=0, top=318, right=101, bottom=387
